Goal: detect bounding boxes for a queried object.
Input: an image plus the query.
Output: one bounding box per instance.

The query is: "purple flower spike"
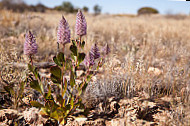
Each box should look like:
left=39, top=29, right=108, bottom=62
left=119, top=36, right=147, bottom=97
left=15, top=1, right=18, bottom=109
left=75, top=9, right=87, bottom=36
left=24, top=31, right=38, bottom=56
left=89, top=52, right=95, bottom=65
left=57, top=16, right=71, bottom=45
left=90, top=43, right=100, bottom=59
left=102, top=43, right=111, bottom=55
left=83, top=52, right=95, bottom=67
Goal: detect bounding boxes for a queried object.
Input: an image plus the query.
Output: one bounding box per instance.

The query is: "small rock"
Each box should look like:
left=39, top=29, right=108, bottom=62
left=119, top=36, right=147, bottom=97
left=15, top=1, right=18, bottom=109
left=22, top=107, right=39, bottom=124
left=75, top=116, right=88, bottom=122
left=148, top=67, right=162, bottom=76
left=76, top=70, right=84, bottom=77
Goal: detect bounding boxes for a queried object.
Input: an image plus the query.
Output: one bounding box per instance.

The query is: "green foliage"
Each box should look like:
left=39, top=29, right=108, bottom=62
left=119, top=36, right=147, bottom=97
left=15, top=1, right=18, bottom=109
left=27, top=39, right=102, bottom=124
left=137, top=7, right=159, bottom=15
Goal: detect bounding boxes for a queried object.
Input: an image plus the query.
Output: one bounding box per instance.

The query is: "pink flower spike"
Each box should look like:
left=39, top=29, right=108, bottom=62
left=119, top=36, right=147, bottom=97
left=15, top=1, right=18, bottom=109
left=90, top=43, right=100, bottom=59
left=24, top=31, right=38, bottom=56
left=75, top=9, right=87, bottom=36
left=57, top=16, right=71, bottom=45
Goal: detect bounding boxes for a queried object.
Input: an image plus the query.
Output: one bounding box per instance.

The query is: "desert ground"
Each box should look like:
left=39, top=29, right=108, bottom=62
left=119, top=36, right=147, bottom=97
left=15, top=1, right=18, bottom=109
left=0, top=10, right=190, bottom=125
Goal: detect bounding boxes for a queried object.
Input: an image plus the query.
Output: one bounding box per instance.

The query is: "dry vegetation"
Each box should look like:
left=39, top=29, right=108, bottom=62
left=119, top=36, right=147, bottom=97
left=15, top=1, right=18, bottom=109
left=0, top=10, right=190, bottom=125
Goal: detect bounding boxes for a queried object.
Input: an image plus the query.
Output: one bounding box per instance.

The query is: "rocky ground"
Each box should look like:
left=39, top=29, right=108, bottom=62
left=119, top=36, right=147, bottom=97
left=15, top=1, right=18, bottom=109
left=1, top=92, right=189, bottom=126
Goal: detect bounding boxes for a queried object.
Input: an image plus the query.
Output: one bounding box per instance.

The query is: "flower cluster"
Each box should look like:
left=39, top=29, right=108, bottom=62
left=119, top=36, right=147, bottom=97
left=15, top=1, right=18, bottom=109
left=75, top=9, right=87, bottom=36
left=83, top=43, right=100, bottom=67
left=90, top=43, right=100, bottom=59
left=83, top=43, right=111, bottom=67
left=57, top=16, right=71, bottom=45
left=24, top=31, right=38, bottom=56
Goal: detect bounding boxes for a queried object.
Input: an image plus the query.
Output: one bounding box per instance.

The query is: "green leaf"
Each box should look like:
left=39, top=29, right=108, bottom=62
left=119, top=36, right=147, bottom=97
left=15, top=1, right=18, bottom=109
left=30, top=101, right=44, bottom=108
left=62, top=78, right=67, bottom=97
left=70, top=45, right=77, bottom=56
left=77, top=53, right=86, bottom=66
left=81, top=41, right=85, bottom=49
left=28, top=64, right=33, bottom=72
left=50, top=66, right=62, bottom=79
left=30, top=80, right=42, bottom=94
left=28, top=64, right=40, bottom=80
left=70, top=53, right=75, bottom=61
left=70, top=97, right=74, bottom=108
left=72, top=40, right=76, bottom=46
left=50, top=110, right=59, bottom=120
left=34, top=68, right=40, bottom=80
left=18, top=81, right=25, bottom=99
left=65, top=59, right=72, bottom=70
left=65, top=104, right=71, bottom=115
left=45, top=84, right=51, bottom=99
left=50, top=74, right=61, bottom=84
left=56, top=94, right=64, bottom=106
left=57, top=52, right=65, bottom=62
left=79, top=102, right=85, bottom=109
left=86, top=74, right=92, bottom=83
left=70, top=70, right=75, bottom=88
left=53, top=56, right=61, bottom=66
left=82, top=82, right=88, bottom=92
left=78, top=89, right=82, bottom=96
left=39, top=108, right=49, bottom=118
left=52, top=101, right=60, bottom=112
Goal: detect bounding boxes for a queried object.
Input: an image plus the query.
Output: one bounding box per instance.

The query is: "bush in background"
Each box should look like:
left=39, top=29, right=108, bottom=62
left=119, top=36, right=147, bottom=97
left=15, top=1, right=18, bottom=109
left=0, top=0, right=48, bottom=13
left=93, top=4, right=101, bottom=15
left=138, top=7, right=159, bottom=15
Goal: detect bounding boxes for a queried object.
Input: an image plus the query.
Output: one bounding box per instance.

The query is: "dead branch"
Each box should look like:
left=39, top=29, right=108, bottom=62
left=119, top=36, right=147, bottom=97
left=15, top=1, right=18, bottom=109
left=6, top=62, right=56, bottom=69
left=5, top=62, right=86, bottom=70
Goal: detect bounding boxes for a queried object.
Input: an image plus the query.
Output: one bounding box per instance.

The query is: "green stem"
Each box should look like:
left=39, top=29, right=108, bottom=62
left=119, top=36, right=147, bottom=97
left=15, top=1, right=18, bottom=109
left=29, top=55, right=33, bottom=66
left=63, top=44, right=65, bottom=53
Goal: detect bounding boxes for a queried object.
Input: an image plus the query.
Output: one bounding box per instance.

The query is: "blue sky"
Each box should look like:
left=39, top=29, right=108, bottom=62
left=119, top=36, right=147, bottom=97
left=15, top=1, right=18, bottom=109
left=23, top=0, right=190, bottom=14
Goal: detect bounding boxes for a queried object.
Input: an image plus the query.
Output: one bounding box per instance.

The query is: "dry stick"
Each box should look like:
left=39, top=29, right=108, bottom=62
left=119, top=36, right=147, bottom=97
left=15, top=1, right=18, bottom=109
left=6, top=62, right=86, bottom=70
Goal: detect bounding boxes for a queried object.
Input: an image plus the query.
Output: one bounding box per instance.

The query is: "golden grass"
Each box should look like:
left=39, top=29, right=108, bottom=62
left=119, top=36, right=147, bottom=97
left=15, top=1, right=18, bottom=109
left=0, top=10, right=190, bottom=125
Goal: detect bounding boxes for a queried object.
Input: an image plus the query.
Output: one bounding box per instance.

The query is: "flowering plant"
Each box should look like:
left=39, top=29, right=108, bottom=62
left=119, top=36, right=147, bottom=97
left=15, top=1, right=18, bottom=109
left=25, top=10, right=109, bottom=124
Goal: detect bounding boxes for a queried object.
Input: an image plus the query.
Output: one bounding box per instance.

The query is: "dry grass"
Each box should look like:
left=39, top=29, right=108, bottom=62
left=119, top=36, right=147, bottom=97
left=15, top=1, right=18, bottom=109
left=0, top=10, right=190, bottom=125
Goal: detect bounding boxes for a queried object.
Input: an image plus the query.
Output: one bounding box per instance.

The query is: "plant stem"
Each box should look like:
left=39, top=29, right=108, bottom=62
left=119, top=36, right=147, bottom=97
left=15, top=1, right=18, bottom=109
left=57, top=42, right=59, bottom=53
left=63, top=44, right=65, bottom=53
left=79, top=35, right=82, bottom=48
left=29, top=55, right=33, bottom=66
